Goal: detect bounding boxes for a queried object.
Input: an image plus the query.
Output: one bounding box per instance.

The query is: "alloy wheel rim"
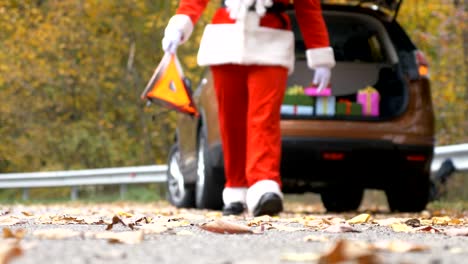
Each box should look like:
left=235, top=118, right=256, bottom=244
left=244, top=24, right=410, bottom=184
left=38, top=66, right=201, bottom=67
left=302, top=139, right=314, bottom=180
left=167, top=150, right=185, bottom=204
left=195, top=135, right=206, bottom=206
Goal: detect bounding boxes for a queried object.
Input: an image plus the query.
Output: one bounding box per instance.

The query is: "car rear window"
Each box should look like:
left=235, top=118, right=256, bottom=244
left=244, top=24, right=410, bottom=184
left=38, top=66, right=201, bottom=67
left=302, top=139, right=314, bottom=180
left=292, top=13, right=387, bottom=63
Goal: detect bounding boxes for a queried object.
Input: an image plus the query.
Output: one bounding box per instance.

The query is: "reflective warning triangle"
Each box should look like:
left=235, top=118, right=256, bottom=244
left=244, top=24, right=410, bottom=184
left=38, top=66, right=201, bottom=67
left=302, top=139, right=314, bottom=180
left=141, top=53, right=198, bottom=116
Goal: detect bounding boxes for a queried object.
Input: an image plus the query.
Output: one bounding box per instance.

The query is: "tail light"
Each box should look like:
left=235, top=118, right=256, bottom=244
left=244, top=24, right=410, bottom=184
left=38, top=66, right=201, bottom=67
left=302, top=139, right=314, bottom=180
left=415, top=50, right=430, bottom=78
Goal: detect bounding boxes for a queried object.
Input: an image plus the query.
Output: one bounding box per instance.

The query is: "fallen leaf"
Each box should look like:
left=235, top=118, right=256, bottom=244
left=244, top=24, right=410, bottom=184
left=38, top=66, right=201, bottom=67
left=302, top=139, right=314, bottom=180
left=444, top=228, right=468, bottom=236
left=347, top=214, right=371, bottom=224
left=106, top=216, right=133, bottom=231
left=413, top=226, right=442, bottom=233
left=33, top=229, right=82, bottom=240
left=0, top=217, right=23, bottom=226
left=390, top=223, right=413, bottom=233
left=281, top=252, right=320, bottom=262
left=205, top=212, right=223, bottom=218
left=92, top=231, right=144, bottom=244
left=247, top=215, right=273, bottom=226
left=432, top=216, right=464, bottom=225
left=303, top=235, right=329, bottom=242
left=2, top=228, right=26, bottom=240
left=0, top=240, right=22, bottom=264
left=323, top=223, right=360, bottom=233
left=404, top=218, right=421, bottom=227
left=21, top=212, right=33, bottom=217
left=117, top=212, right=133, bottom=218
left=432, top=216, right=452, bottom=226
left=200, top=220, right=253, bottom=234
left=373, top=240, right=429, bottom=253
left=318, top=239, right=380, bottom=264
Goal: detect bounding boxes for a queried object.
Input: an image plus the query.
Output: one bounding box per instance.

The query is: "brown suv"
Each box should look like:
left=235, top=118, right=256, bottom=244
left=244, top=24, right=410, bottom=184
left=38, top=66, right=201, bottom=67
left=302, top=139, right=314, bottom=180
left=165, top=0, right=435, bottom=212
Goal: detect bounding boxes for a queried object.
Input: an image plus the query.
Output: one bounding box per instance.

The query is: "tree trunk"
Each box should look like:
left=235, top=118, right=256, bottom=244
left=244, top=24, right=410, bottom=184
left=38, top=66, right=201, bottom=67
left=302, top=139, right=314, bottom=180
left=464, top=0, right=468, bottom=137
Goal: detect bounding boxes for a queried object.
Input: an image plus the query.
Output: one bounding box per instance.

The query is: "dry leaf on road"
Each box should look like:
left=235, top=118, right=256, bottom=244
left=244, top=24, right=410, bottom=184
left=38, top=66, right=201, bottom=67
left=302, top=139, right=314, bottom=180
left=281, top=252, right=320, bottom=262
left=372, top=240, right=429, bottom=253
left=323, top=223, right=360, bottom=233
left=318, top=239, right=381, bottom=264
left=413, top=226, right=442, bottom=234
left=2, top=228, right=26, bottom=240
left=0, top=217, right=24, bottom=226
left=200, top=220, right=253, bottom=234
left=390, top=223, right=413, bottom=233
left=347, top=214, right=371, bottom=224
left=0, top=240, right=22, bottom=264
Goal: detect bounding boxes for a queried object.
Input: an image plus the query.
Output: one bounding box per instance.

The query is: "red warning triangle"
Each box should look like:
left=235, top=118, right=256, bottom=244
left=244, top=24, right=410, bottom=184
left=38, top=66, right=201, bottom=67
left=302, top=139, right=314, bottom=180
left=141, top=53, right=198, bottom=116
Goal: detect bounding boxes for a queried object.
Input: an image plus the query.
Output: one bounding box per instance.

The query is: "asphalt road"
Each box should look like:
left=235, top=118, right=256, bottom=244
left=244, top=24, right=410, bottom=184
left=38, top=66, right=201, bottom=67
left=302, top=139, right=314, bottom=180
left=1, top=200, right=467, bottom=264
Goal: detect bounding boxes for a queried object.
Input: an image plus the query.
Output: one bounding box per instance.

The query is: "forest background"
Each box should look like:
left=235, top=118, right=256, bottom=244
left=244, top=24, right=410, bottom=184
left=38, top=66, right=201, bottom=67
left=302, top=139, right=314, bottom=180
left=0, top=0, right=467, bottom=201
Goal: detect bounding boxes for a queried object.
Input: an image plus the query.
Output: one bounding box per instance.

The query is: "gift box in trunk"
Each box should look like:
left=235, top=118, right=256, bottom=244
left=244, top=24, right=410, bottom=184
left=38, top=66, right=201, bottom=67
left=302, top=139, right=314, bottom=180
left=336, top=100, right=362, bottom=116
left=357, top=86, right=380, bottom=117
left=315, top=96, right=336, bottom=116
left=281, top=93, right=315, bottom=115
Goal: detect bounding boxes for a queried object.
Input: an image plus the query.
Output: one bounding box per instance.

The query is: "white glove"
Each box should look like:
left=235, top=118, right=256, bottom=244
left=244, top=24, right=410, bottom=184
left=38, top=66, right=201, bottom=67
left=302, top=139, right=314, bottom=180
left=162, top=28, right=182, bottom=54
left=312, top=66, right=332, bottom=92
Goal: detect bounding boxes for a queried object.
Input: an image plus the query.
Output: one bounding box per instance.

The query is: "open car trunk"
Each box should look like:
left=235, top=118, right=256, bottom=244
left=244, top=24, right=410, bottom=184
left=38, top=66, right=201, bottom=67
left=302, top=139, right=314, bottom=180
left=283, top=10, right=408, bottom=120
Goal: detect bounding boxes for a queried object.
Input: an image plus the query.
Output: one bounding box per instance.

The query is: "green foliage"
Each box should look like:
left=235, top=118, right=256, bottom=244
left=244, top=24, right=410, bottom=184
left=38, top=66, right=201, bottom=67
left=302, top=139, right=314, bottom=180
left=398, top=0, right=467, bottom=145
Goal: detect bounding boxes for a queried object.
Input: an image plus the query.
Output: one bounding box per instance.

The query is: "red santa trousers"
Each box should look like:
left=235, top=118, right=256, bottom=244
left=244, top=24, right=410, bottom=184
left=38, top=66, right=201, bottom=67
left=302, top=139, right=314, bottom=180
left=211, top=64, right=288, bottom=188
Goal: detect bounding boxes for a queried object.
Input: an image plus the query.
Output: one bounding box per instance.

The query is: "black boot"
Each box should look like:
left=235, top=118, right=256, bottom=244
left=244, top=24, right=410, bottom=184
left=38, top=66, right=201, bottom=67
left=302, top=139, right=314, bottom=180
left=222, top=202, right=245, bottom=216
left=253, top=193, right=283, bottom=217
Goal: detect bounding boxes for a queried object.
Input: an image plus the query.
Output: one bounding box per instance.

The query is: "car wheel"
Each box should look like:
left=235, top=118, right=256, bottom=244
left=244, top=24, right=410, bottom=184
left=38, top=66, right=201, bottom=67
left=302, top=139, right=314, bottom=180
left=385, top=173, right=430, bottom=212
left=166, top=144, right=195, bottom=208
left=321, top=187, right=364, bottom=212
left=195, top=128, right=224, bottom=210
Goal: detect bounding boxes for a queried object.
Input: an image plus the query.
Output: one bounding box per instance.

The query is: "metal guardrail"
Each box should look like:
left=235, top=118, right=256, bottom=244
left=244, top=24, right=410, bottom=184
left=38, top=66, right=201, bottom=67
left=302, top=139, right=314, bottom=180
left=0, top=165, right=167, bottom=200
left=0, top=144, right=466, bottom=200
left=431, top=144, right=468, bottom=174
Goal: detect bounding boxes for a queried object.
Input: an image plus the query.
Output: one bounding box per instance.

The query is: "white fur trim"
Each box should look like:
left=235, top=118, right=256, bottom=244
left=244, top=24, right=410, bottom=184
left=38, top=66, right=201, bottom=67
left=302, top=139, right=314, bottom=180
left=223, top=187, right=248, bottom=205
left=306, top=47, right=336, bottom=69
left=166, top=14, right=194, bottom=44
left=246, top=180, right=283, bottom=214
left=197, top=20, right=295, bottom=74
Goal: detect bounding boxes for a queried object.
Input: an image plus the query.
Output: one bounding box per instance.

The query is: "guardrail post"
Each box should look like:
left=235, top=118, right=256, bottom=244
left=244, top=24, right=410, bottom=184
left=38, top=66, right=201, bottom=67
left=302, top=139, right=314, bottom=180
left=70, top=186, right=78, bottom=201
left=22, top=188, right=29, bottom=200
left=120, top=184, right=127, bottom=199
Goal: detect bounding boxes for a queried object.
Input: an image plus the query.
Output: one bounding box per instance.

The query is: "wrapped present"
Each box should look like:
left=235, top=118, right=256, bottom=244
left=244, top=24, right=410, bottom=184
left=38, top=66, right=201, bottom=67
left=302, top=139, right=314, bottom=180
left=304, top=87, right=332, bottom=97
left=283, top=94, right=314, bottom=106
left=357, top=86, right=380, bottom=116
left=336, top=99, right=362, bottom=116
left=315, top=96, right=336, bottom=116
left=281, top=105, right=314, bottom=115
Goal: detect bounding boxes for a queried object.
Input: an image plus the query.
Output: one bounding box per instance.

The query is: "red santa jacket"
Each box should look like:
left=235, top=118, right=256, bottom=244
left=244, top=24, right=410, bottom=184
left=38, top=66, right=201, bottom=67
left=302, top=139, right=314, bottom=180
left=165, top=0, right=335, bottom=72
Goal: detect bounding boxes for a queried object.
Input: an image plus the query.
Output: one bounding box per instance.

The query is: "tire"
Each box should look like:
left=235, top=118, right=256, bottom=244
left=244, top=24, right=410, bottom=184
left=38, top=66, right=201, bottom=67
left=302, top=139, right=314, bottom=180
left=321, top=187, right=364, bottom=212
left=166, top=144, right=195, bottom=208
left=385, top=173, right=430, bottom=212
left=195, top=128, right=224, bottom=210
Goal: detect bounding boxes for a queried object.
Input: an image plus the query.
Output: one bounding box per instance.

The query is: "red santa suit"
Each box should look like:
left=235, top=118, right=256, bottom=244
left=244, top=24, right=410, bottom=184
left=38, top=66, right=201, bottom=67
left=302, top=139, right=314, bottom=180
left=165, top=0, right=335, bottom=215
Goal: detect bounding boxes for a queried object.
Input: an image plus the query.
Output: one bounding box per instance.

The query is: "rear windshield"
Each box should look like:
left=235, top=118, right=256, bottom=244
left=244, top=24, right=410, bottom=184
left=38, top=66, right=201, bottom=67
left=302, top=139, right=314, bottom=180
left=293, top=13, right=387, bottom=63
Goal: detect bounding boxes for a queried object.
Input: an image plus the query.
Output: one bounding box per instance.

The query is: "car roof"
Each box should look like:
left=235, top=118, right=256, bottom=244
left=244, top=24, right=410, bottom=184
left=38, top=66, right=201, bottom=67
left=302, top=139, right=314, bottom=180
left=286, top=0, right=401, bottom=20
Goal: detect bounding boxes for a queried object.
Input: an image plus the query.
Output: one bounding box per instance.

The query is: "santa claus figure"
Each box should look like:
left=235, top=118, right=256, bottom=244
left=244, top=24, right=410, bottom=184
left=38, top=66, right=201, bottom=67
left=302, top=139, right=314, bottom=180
left=162, top=0, right=335, bottom=216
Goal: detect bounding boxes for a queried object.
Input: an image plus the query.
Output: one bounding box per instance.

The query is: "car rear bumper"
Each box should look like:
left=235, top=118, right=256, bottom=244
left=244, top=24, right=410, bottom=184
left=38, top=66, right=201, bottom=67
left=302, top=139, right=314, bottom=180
left=280, top=137, right=434, bottom=192
left=207, top=137, right=434, bottom=192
